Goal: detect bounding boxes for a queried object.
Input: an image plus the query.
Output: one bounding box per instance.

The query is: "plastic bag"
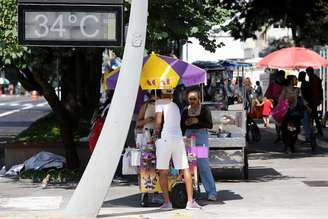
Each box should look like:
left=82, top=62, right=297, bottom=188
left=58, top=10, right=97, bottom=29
left=122, top=150, right=138, bottom=175
left=24, top=151, right=65, bottom=170
left=128, top=148, right=141, bottom=166
left=271, top=99, right=289, bottom=124
left=88, top=116, right=105, bottom=152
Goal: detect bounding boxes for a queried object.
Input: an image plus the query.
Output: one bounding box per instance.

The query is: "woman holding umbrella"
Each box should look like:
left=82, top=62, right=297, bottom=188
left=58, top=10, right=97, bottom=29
left=181, top=90, right=217, bottom=201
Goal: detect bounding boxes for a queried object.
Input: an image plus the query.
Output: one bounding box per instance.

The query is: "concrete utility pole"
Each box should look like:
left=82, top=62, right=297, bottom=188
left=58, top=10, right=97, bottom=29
left=65, top=0, right=148, bottom=217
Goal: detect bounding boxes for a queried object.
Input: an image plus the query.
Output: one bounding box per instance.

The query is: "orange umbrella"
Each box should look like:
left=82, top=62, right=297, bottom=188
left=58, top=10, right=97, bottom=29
left=257, top=47, right=328, bottom=69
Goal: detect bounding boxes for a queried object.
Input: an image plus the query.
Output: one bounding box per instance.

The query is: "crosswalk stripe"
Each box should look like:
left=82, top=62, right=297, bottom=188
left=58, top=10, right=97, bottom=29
left=0, top=102, right=48, bottom=108
left=9, top=103, right=19, bottom=106
left=22, top=103, right=34, bottom=107
left=0, top=109, right=21, bottom=117
left=36, top=102, right=48, bottom=107
left=0, top=102, right=49, bottom=118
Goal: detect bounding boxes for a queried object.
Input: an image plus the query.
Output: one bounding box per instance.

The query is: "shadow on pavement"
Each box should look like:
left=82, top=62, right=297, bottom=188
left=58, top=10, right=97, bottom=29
left=102, top=189, right=243, bottom=209
left=247, top=127, right=328, bottom=160
left=99, top=190, right=242, bottom=218
left=247, top=167, right=304, bottom=182
left=213, top=167, right=303, bottom=183
left=198, top=190, right=243, bottom=207
left=103, top=193, right=141, bottom=208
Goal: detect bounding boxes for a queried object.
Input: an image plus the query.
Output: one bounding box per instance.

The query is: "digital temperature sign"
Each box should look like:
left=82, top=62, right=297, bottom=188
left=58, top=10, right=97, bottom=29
left=18, top=4, right=123, bottom=47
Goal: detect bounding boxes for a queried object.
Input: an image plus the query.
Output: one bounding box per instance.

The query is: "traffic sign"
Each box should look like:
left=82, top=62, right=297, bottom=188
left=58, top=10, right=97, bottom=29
left=18, top=1, right=123, bottom=47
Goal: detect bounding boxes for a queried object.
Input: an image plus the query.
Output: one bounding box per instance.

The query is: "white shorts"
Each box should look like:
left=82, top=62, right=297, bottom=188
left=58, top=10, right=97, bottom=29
left=155, top=136, right=189, bottom=170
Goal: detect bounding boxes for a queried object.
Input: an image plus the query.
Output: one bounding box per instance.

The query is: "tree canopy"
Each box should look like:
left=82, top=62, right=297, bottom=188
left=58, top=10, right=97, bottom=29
left=144, top=0, right=230, bottom=54
left=0, top=0, right=29, bottom=68
left=219, top=0, right=328, bottom=47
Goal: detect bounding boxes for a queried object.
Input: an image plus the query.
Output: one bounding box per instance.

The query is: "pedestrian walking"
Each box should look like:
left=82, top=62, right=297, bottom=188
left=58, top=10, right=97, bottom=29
left=154, top=89, right=201, bottom=210
left=306, top=67, right=323, bottom=136
left=181, top=90, right=217, bottom=201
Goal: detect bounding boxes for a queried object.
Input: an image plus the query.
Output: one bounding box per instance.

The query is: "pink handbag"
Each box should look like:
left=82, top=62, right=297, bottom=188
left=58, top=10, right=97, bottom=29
left=270, top=99, right=289, bottom=124
left=186, top=146, right=209, bottom=158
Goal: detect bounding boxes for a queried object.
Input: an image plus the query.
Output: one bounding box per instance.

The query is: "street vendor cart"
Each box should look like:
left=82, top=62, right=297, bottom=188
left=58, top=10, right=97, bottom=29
left=138, top=135, right=206, bottom=208
left=194, top=60, right=251, bottom=179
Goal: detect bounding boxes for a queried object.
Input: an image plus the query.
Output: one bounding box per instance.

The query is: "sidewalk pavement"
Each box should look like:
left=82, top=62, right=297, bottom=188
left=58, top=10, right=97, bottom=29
left=0, top=126, right=328, bottom=219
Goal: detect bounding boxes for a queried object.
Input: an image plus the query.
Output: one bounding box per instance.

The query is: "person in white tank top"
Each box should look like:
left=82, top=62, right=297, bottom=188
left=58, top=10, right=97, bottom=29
left=154, top=89, right=201, bottom=210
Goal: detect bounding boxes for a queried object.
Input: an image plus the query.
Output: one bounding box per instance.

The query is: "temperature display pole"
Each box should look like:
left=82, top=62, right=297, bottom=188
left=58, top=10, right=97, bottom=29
left=18, top=2, right=123, bottom=47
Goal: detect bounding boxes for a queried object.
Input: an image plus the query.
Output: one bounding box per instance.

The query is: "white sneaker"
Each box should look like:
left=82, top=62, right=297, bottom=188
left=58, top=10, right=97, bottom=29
left=160, top=202, right=173, bottom=211
left=185, top=200, right=202, bottom=210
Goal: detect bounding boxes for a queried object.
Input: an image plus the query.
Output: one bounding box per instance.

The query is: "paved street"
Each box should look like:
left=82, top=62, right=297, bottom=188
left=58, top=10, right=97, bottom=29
left=0, top=126, right=327, bottom=219
left=0, top=95, right=51, bottom=139
left=0, top=95, right=51, bottom=166
left=0, top=96, right=50, bottom=139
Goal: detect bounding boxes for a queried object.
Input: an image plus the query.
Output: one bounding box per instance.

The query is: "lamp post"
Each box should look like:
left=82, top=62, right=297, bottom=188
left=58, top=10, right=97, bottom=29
left=64, top=0, right=148, bottom=217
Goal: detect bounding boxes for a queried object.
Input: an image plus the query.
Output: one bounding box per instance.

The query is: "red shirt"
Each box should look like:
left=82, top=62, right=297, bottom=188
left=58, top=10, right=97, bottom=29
left=262, top=99, right=273, bottom=116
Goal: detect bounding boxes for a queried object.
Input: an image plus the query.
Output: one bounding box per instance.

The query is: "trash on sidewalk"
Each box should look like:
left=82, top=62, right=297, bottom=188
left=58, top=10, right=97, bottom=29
left=41, top=174, right=51, bottom=189
left=0, top=166, right=6, bottom=176
left=5, top=164, right=24, bottom=176
left=24, top=151, right=66, bottom=171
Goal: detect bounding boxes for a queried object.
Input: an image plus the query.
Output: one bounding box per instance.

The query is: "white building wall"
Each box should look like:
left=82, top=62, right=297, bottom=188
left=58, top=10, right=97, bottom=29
left=182, top=37, right=245, bottom=63
left=266, top=26, right=292, bottom=40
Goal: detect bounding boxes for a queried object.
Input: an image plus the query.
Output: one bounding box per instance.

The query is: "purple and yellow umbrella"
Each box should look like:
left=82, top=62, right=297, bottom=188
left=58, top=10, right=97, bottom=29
left=103, top=53, right=206, bottom=91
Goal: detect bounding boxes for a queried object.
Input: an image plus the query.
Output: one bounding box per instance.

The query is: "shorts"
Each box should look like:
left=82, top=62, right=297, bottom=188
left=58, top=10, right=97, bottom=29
left=155, top=136, right=189, bottom=170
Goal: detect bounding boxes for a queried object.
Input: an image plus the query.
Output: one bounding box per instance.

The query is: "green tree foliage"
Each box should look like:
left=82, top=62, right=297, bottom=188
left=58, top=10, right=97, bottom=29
left=219, top=0, right=328, bottom=47
left=126, top=0, right=230, bottom=55
left=0, top=0, right=29, bottom=68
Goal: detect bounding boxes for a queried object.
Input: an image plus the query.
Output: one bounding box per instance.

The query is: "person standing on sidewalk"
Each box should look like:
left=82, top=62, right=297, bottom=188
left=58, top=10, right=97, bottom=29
left=254, top=81, right=263, bottom=100
left=298, top=71, right=313, bottom=142
left=181, top=90, right=217, bottom=201
left=265, top=70, right=286, bottom=143
left=154, top=89, right=201, bottom=210
left=306, top=67, right=323, bottom=136
left=279, top=75, right=305, bottom=152
left=136, top=90, right=156, bottom=135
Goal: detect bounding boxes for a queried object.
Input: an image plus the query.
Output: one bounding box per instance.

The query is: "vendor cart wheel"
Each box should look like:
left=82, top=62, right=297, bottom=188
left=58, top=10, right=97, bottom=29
left=140, top=193, right=150, bottom=207
left=170, top=183, right=187, bottom=209
left=242, top=150, right=249, bottom=180
left=193, top=188, right=201, bottom=200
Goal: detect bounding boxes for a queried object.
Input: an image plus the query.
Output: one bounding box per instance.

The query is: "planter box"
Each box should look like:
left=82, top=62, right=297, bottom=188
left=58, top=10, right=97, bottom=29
left=4, top=142, right=91, bottom=169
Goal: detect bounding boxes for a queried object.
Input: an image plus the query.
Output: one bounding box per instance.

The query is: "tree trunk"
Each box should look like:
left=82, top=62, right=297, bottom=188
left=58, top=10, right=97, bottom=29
left=291, top=26, right=301, bottom=46
left=16, top=64, right=81, bottom=169
left=76, top=48, right=102, bottom=120
left=13, top=47, right=102, bottom=169
left=36, top=75, right=80, bottom=169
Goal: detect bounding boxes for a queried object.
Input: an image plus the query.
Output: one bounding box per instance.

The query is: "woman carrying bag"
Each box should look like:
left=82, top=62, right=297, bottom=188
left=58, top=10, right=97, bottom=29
left=279, top=75, right=309, bottom=153
left=136, top=91, right=157, bottom=143
left=181, top=90, right=217, bottom=201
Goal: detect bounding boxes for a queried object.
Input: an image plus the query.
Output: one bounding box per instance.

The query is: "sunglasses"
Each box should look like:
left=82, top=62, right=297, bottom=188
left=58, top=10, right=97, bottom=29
left=188, top=97, right=198, bottom=100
